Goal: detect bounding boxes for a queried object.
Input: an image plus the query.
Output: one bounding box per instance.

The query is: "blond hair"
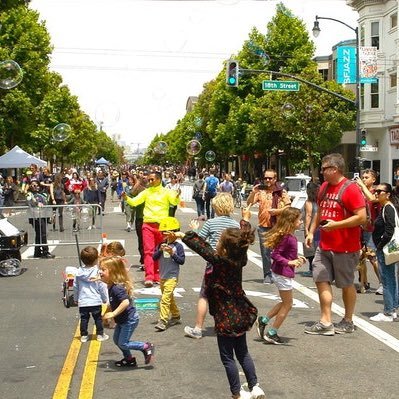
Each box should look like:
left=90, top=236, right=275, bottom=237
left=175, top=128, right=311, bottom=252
left=100, top=241, right=126, bottom=257
left=99, top=256, right=134, bottom=296
left=212, top=192, right=234, bottom=216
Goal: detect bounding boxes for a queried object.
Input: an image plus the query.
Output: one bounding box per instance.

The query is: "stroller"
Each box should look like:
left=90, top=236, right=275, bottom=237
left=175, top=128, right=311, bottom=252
left=61, top=234, right=81, bottom=308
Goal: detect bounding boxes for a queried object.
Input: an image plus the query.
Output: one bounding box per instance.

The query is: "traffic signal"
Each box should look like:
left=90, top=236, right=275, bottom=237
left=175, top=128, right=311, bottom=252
left=360, top=129, right=367, bottom=146
left=226, top=60, right=239, bottom=87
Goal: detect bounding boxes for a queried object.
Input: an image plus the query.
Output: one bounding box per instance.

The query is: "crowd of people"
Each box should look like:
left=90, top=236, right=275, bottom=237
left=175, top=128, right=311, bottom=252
left=2, top=155, right=399, bottom=398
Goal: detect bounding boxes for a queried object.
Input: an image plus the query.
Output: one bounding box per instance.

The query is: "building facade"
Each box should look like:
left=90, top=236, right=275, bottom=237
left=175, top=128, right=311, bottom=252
left=347, top=0, right=398, bottom=183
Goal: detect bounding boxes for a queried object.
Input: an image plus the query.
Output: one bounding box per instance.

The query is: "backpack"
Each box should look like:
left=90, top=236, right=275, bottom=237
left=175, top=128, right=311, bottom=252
left=206, top=176, right=218, bottom=194
left=193, top=180, right=205, bottom=199
left=318, top=179, right=370, bottom=227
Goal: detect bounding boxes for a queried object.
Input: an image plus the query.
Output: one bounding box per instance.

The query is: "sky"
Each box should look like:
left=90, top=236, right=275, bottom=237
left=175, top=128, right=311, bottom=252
left=29, top=0, right=359, bottom=150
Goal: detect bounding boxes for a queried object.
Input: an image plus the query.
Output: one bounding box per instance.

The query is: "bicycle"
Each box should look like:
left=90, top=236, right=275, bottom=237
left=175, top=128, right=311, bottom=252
left=233, top=190, right=242, bottom=208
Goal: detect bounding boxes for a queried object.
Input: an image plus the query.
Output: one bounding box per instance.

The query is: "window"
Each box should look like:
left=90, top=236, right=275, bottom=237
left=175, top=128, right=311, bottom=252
left=319, top=68, right=328, bottom=81
left=391, top=13, right=398, bottom=29
left=390, top=73, right=397, bottom=88
left=360, top=83, right=364, bottom=110
left=370, top=81, right=379, bottom=108
left=371, top=22, right=379, bottom=49
left=360, top=24, right=365, bottom=46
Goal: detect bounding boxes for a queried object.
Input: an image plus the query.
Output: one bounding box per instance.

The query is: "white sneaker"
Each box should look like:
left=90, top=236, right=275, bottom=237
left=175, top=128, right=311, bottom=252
left=97, top=333, right=109, bottom=342
left=87, top=225, right=93, bottom=230
left=369, top=312, right=394, bottom=322
left=375, top=284, right=383, bottom=295
left=250, top=384, right=265, bottom=399
left=80, top=335, right=88, bottom=343
left=238, top=390, right=251, bottom=399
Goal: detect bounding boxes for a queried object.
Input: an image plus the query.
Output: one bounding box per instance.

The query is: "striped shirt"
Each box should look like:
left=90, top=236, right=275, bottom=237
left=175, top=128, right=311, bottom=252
left=198, top=216, right=240, bottom=249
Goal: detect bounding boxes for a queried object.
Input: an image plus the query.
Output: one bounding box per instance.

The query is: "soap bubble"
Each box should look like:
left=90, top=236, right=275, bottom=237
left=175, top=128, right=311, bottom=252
left=281, top=103, right=295, bottom=117
left=194, top=116, right=203, bottom=128
left=194, top=132, right=202, bottom=141
left=0, top=60, right=23, bottom=89
left=52, top=123, right=71, bottom=142
left=205, top=150, right=216, bottom=162
left=154, top=141, right=168, bottom=155
left=186, top=140, right=202, bottom=156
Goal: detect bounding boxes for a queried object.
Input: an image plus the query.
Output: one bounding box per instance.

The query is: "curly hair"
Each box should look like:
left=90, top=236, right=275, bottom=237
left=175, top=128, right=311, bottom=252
left=264, top=207, right=301, bottom=249
left=99, top=256, right=134, bottom=296
left=212, top=192, right=234, bottom=216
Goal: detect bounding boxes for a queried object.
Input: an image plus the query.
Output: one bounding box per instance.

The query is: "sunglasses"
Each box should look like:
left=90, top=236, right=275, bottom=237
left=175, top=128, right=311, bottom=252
left=321, top=166, right=335, bottom=172
left=264, top=177, right=274, bottom=181
left=375, top=189, right=387, bottom=195
left=148, top=178, right=155, bottom=182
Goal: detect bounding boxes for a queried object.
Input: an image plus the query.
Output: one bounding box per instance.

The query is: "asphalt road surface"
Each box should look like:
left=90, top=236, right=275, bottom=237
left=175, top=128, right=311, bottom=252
left=1, top=198, right=398, bottom=399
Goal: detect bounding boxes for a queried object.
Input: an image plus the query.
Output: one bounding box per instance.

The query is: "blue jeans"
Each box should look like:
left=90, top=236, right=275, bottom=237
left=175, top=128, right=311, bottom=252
left=194, top=197, right=205, bottom=217
left=217, top=333, right=258, bottom=396
left=258, top=226, right=272, bottom=278
left=376, top=250, right=398, bottom=314
left=113, top=312, right=145, bottom=358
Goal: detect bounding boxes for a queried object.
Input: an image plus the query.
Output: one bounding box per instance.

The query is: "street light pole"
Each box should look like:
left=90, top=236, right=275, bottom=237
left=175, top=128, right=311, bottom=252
left=312, top=15, right=361, bottom=171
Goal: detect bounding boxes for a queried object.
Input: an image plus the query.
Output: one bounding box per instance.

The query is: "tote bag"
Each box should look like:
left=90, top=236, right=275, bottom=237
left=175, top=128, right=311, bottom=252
left=382, top=203, right=399, bottom=264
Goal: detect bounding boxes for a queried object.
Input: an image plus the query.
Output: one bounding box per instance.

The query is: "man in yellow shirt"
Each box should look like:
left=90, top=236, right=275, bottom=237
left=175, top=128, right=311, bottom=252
left=122, top=171, right=180, bottom=287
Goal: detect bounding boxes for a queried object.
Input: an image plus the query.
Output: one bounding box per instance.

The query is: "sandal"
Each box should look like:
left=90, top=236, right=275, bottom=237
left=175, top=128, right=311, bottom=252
left=115, top=357, right=137, bottom=367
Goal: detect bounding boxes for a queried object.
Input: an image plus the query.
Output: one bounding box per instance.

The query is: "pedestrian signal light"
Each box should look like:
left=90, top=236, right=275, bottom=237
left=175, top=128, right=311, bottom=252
left=226, top=60, right=239, bottom=87
left=360, top=129, right=367, bottom=146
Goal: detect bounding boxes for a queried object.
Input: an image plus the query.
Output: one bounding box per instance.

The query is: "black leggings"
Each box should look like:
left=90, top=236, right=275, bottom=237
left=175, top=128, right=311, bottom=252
left=217, top=333, right=258, bottom=396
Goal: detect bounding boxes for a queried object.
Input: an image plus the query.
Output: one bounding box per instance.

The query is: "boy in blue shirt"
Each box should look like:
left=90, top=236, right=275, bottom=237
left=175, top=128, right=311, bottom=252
left=74, top=246, right=109, bottom=342
left=152, top=217, right=185, bottom=331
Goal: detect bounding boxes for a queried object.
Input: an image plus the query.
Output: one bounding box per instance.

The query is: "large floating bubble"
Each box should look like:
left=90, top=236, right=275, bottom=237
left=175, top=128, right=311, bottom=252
left=154, top=141, right=168, bottom=155
left=194, top=132, right=202, bottom=141
left=0, top=60, right=23, bottom=89
left=52, top=123, right=71, bottom=142
left=194, top=116, right=203, bottom=128
left=205, top=150, right=216, bottom=162
left=186, top=140, right=202, bottom=156
left=281, top=102, right=295, bottom=117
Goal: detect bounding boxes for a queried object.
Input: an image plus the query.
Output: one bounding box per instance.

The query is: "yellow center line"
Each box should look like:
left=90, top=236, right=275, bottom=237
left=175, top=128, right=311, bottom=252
left=52, top=323, right=82, bottom=399
left=78, top=304, right=109, bottom=399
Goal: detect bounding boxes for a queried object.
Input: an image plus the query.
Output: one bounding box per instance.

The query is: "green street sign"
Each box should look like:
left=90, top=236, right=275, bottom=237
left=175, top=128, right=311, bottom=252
left=262, top=80, right=300, bottom=91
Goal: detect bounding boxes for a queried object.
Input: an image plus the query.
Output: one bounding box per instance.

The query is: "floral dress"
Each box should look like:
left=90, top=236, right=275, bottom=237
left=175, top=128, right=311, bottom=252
left=182, top=229, right=257, bottom=337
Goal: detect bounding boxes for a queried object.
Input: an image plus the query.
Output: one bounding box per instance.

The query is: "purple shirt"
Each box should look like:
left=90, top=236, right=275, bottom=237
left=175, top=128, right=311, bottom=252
left=271, top=234, right=298, bottom=278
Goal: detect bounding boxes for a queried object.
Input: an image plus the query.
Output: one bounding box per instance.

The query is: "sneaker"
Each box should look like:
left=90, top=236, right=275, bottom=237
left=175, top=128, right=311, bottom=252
left=237, top=390, right=251, bottom=399
left=144, top=280, right=153, bottom=288
left=255, top=316, right=267, bottom=340
left=302, top=270, right=313, bottom=277
left=168, top=317, right=181, bottom=327
left=97, top=333, right=109, bottom=342
left=184, top=325, right=202, bottom=339
left=142, top=342, right=155, bottom=364
left=334, top=319, right=355, bottom=334
left=370, top=312, right=395, bottom=322
left=115, top=357, right=137, bottom=367
left=304, top=321, right=335, bottom=336
left=263, top=274, right=274, bottom=284
left=155, top=320, right=167, bottom=331
left=375, top=284, right=383, bottom=295
left=87, top=225, right=93, bottom=230
left=80, top=335, right=88, bottom=343
left=264, top=331, right=284, bottom=345
left=250, top=384, right=265, bottom=399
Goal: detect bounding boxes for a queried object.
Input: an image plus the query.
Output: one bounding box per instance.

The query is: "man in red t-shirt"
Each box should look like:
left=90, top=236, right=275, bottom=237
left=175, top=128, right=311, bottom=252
left=304, top=153, right=366, bottom=335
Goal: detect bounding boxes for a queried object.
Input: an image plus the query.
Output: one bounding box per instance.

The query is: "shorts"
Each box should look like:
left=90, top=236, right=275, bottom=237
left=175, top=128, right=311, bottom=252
left=312, top=248, right=359, bottom=288
left=362, top=230, right=377, bottom=252
left=271, top=272, right=293, bottom=291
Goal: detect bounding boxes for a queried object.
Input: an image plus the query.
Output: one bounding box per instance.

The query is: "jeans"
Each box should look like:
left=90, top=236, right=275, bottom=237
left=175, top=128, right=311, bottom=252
left=205, top=194, right=215, bottom=219
left=217, top=333, right=258, bottom=395
left=79, top=305, right=103, bottom=336
left=376, top=250, right=398, bottom=314
left=258, top=226, right=272, bottom=278
left=113, top=312, right=145, bottom=358
left=194, top=197, right=205, bottom=217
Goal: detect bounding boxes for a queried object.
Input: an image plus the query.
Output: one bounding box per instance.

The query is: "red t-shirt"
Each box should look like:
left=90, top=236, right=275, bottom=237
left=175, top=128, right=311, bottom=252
left=318, top=179, right=365, bottom=253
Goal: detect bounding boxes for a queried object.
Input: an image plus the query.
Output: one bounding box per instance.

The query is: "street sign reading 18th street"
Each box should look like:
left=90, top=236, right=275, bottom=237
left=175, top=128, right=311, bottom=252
left=262, top=80, right=300, bottom=91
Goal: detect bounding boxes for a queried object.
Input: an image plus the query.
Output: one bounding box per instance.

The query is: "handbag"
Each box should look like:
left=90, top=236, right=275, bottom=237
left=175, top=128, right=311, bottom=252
left=382, top=203, right=399, bottom=264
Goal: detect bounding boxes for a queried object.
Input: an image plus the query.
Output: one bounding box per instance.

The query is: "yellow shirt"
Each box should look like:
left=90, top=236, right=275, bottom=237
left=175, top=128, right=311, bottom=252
left=125, top=185, right=180, bottom=223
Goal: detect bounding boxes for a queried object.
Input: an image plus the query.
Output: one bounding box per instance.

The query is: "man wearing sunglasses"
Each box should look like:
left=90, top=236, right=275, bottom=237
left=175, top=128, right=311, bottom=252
left=122, top=171, right=180, bottom=287
left=305, top=153, right=366, bottom=336
left=247, top=169, right=291, bottom=284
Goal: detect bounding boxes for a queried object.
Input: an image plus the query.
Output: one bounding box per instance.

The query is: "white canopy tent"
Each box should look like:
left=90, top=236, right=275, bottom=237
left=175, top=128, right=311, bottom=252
left=0, top=145, right=47, bottom=169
